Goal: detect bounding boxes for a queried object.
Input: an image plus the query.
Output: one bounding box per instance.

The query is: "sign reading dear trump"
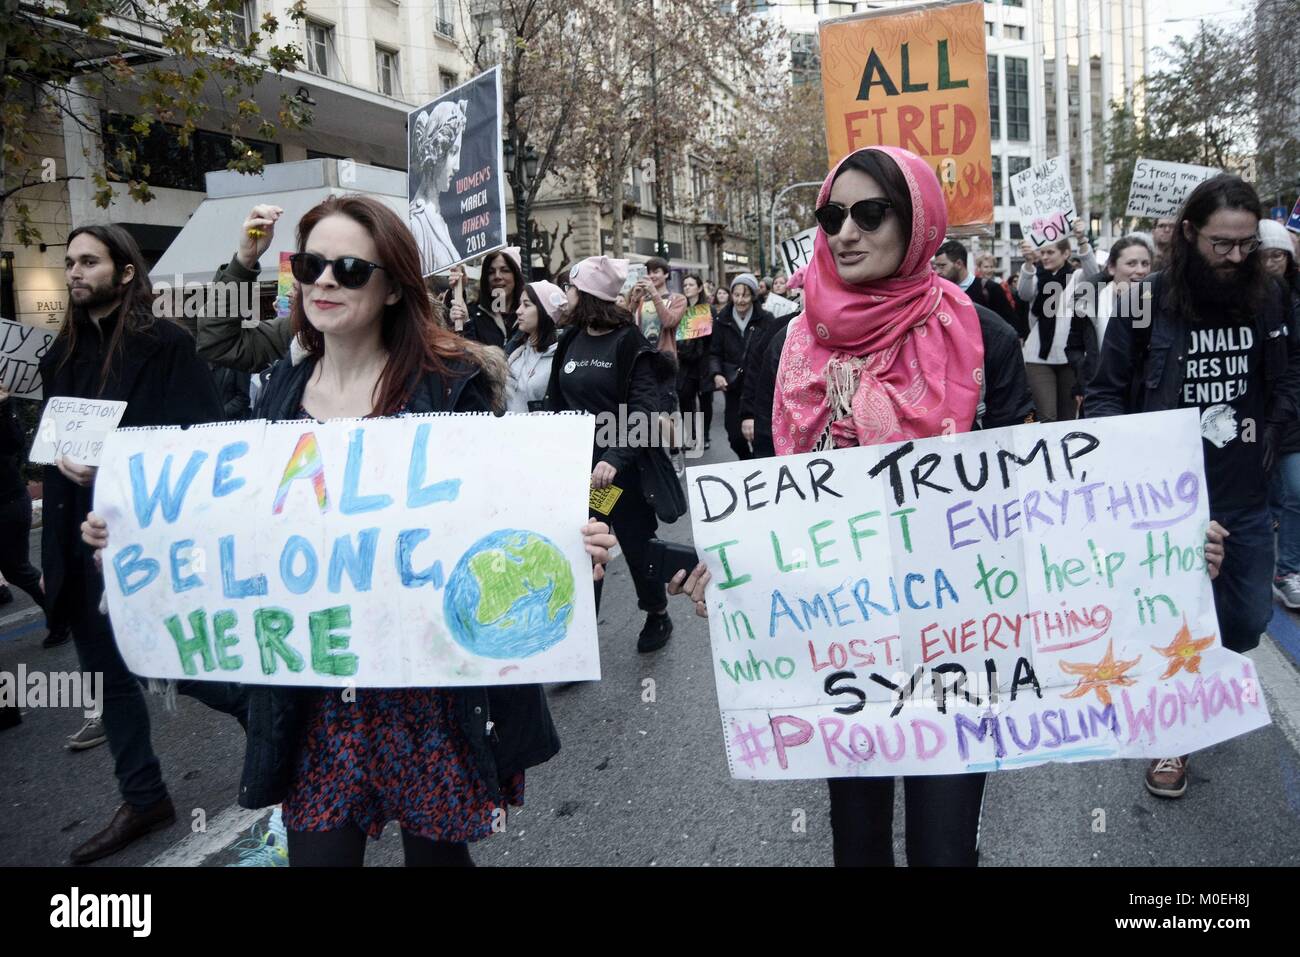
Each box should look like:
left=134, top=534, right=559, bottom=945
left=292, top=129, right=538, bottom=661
left=94, top=414, right=600, bottom=687
left=686, top=409, right=1269, bottom=780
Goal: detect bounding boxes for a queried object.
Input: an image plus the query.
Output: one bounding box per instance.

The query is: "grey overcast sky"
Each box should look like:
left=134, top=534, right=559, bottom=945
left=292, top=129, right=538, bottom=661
left=1144, top=0, right=1252, bottom=59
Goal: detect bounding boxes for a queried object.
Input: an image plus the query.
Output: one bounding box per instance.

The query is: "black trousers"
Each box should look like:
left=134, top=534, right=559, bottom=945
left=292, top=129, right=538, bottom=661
left=61, top=568, right=249, bottom=810
left=591, top=470, right=666, bottom=615
left=828, top=773, right=987, bottom=866
left=677, top=363, right=713, bottom=447
left=723, top=385, right=753, bottom=460
left=0, top=494, right=46, bottom=614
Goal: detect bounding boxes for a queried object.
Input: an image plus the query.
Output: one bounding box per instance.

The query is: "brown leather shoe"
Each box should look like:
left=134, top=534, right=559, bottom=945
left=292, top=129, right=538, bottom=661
left=70, top=798, right=176, bottom=864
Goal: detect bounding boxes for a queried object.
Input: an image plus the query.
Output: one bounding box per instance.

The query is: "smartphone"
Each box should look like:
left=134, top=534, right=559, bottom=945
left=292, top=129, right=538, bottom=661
left=646, top=538, right=700, bottom=584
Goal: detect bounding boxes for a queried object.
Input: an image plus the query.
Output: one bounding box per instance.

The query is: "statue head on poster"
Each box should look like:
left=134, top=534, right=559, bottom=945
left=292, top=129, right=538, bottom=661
left=412, top=99, right=468, bottom=202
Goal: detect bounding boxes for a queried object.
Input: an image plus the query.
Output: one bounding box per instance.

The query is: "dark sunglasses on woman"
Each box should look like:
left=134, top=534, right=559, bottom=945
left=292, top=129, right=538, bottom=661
left=289, top=252, right=387, bottom=289
left=814, top=198, right=893, bottom=236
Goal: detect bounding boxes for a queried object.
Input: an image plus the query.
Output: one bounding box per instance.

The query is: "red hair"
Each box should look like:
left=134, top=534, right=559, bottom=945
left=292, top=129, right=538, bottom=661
left=290, top=194, right=469, bottom=415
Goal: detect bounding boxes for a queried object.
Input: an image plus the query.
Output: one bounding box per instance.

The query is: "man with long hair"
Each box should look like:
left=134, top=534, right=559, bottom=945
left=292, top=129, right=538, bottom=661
left=1088, top=175, right=1300, bottom=799
left=42, top=224, right=245, bottom=863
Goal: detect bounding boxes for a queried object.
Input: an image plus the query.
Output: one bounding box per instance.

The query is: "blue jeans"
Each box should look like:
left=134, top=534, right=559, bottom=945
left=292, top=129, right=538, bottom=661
left=1211, top=504, right=1274, bottom=653
left=1272, top=453, right=1300, bottom=575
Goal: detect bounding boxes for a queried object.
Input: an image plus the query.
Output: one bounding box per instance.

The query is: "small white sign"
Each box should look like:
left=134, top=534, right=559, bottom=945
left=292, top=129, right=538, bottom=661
left=28, top=397, right=128, bottom=466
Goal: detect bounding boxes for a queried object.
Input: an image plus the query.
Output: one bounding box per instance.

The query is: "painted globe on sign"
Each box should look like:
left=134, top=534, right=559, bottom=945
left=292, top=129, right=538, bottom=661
left=443, top=529, right=576, bottom=659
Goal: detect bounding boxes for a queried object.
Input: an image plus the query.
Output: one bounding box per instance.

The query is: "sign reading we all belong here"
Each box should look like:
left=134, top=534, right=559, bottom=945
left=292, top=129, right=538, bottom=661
left=686, top=409, right=1269, bottom=780
left=94, top=414, right=601, bottom=688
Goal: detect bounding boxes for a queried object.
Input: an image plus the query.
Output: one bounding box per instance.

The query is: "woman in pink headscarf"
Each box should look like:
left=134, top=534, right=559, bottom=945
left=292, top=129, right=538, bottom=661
left=671, top=146, right=1037, bottom=867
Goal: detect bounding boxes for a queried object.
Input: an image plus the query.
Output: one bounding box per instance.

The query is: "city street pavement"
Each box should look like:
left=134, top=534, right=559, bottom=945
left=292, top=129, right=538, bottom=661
left=3, top=394, right=1300, bottom=867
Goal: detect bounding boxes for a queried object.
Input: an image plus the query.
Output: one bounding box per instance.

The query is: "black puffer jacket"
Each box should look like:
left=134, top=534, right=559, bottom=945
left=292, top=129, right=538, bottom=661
left=237, top=353, right=560, bottom=810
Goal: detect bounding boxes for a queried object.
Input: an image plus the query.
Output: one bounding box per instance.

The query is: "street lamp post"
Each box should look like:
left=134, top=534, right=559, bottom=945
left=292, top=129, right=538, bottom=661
left=504, top=137, right=540, bottom=278
left=768, top=180, right=822, bottom=274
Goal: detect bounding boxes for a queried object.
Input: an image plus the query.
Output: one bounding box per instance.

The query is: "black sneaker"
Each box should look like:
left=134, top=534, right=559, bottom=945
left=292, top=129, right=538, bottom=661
left=42, top=627, right=71, bottom=649
left=637, top=612, right=673, bottom=653
left=0, top=585, right=12, bottom=606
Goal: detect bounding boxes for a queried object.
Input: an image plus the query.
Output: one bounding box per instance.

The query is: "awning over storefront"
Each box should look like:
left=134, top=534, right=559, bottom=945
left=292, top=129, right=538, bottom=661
left=149, top=159, right=409, bottom=286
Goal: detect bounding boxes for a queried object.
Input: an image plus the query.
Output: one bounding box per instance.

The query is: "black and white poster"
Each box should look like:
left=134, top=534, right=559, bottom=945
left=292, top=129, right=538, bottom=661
left=407, top=66, right=506, bottom=277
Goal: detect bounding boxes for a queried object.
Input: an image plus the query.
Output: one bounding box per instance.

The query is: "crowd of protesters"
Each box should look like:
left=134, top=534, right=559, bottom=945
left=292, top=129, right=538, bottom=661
left=2, top=137, right=1299, bottom=870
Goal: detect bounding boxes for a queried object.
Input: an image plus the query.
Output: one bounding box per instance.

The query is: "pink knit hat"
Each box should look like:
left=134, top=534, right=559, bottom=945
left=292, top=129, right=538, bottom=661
left=570, top=256, right=629, bottom=302
left=527, top=280, right=568, bottom=320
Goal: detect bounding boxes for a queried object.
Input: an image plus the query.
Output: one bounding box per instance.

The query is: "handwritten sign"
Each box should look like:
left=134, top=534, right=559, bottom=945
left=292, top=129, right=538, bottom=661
left=686, top=409, right=1270, bottom=779
left=764, top=294, right=800, bottom=319
left=1010, top=157, right=1077, bottom=248
left=93, top=414, right=600, bottom=687
left=779, top=227, right=818, bottom=276
left=1125, top=159, right=1219, bottom=220
left=28, top=397, right=128, bottom=466
left=821, top=0, right=994, bottom=226
left=676, top=304, right=714, bottom=341
left=0, top=318, right=55, bottom=400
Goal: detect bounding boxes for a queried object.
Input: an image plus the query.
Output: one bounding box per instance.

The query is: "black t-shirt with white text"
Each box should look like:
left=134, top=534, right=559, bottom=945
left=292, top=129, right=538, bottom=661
left=1177, top=319, right=1266, bottom=508
left=558, top=329, right=621, bottom=418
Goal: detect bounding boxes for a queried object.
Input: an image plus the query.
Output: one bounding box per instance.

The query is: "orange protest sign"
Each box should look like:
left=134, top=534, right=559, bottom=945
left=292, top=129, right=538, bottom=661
left=820, top=0, right=993, bottom=226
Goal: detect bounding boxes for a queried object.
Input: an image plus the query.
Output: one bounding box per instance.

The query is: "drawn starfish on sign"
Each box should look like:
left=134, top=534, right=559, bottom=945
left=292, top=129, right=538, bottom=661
left=1059, top=640, right=1142, bottom=707
left=1153, top=617, right=1217, bottom=680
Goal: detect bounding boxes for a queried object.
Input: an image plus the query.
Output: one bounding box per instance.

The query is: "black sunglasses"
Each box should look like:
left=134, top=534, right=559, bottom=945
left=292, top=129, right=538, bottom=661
left=815, top=198, right=893, bottom=235
left=289, top=252, right=387, bottom=289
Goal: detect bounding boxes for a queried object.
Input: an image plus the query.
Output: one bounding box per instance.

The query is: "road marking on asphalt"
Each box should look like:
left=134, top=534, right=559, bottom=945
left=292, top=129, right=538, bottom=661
left=146, top=805, right=270, bottom=867
left=1255, top=634, right=1300, bottom=755
left=0, top=606, right=44, bottom=642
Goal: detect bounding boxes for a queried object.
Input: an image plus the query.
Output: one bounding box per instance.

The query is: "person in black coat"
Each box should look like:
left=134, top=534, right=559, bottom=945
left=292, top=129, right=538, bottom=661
left=545, top=256, right=686, bottom=654
left=84, top=200, right=616, bottom=867
left=42, top=224, right=246, bottom=865
left=933, top=239, right=1023, bottom=337
left=709, top=273, right=775, bottom=460
left=208, top=363, right=251, bottom=420
left=445, top=248, right=524, bottom=351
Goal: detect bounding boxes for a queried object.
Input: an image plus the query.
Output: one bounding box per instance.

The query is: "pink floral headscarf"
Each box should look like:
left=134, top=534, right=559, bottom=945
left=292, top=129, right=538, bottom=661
left=772, top=147, right=984, bottom=454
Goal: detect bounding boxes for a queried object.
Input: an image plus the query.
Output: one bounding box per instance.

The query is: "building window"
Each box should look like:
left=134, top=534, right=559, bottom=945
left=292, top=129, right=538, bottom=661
left=1003, top=24, right=1024, bottom=39
left=305, top=20, right=332, bottom=76
left=986, top=20, right=995, bottom=36
left=439, top=70, right=458, bottom=93
left=988, top=55, right=1000, bottom=140
left=991, top=154, right=1002, bottom=206
left=1009, top=222, right=1023, bottom=240
left=1003, top=0, right=1023, bottom=6
left=227, top=0, right=255, bottom=44
left=1005, top=57, right=1030, bottom=141
left=435, top=0, right=454, bottom=38
left=101, top=112, right=281, bottom=192
left=376, top=47, right=398, bottom=96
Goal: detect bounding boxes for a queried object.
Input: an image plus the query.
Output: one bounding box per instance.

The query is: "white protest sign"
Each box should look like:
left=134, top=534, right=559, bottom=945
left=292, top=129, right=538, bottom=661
left=779, top=227, right=818, bottom=276
left=28, top=397, right=128, bottom=466
left=1009, top=157, right=1077, bottom=248
left=1125, top=159, right=1219, bottom=220
left=93, top=413, right=600, bottom=687
left=686, top=408, right=1269, bottom=779
left=0, top=318, right=55, bottom=399
left=764, top=294, right=800, bottom=318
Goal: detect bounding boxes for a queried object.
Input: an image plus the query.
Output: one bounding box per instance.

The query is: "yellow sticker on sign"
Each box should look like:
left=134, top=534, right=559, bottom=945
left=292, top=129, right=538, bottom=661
left=589, top=485, right=624, bottom=515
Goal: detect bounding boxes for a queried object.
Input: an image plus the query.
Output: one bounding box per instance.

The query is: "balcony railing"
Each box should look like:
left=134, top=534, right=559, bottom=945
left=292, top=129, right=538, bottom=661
left=435, top=19, right=455, bottom=38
